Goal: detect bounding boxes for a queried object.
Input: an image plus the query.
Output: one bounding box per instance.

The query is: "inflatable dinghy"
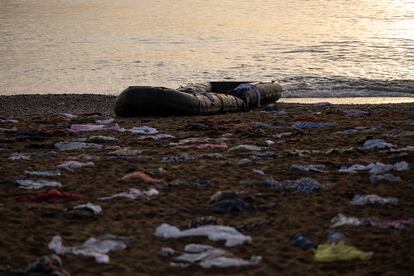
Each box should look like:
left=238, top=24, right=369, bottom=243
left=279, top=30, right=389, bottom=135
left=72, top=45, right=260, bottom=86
left=114, top=81, right=282, bottom=117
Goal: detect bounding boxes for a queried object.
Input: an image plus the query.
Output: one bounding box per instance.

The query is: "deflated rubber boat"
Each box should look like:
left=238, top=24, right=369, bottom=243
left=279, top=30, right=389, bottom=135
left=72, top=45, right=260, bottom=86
left=114, top=81, right=282, bottom=117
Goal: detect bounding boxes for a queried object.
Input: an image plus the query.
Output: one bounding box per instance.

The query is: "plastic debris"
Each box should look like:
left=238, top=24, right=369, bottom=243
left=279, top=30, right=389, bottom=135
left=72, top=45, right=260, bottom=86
left=363, top=139, right=394, bottom=150
left=9, top=153, right=31, bottom=160
left=120, top=171, right=161, bottom=184
left=25, top=170, right=61, bottom=177
left=290, top=234, right=318, bottom=249
left=57, top=161, right=95, bottom=171
left=155, top=224, right=252, bottom=247
left=48, top=234, right=135, bottom=264
left=88, top=135, right=118, bottom=143
left=292, top=122, right=336, bottom=129
left=168, top=244, right=261, bottom=268
left=128, top=126, right=158, bottom=135
left=16, top=189, right=87, bottom=202
left=259, top=177, right=321, bottom=193
left=16, top=179, right=62, bottom=190
left=351, top=194, right=399, bottom=206
left=314, top=242, right=373, bottom=262
left=343, top=109, right=370, bottom=116
left=55, top=141, right=102, bottom=151
left=369, top=173, right=401, bottom=183
left=73, top=202, right=102, bottom=215
left=138, top=134, right=176, bottom=141
left=228, top=145, right=262, bottom=152
left=69, top=123, right=121, bottom=133
left=161, top=153, right=192, bottom=163
left=99, top=188, right=159, bottom=200
left=339, top=161, right=408, bottom=174
left=290, top=164, right=326, bottom=173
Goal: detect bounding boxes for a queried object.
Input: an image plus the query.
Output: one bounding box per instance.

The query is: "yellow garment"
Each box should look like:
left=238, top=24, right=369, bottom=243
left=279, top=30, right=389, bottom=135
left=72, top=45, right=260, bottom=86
left=314, top=242, right=373, bottom=262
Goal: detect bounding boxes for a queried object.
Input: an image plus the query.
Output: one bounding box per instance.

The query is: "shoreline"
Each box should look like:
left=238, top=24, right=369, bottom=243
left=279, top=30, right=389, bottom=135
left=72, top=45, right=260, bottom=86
left=1, top=94, right=414, bottom=117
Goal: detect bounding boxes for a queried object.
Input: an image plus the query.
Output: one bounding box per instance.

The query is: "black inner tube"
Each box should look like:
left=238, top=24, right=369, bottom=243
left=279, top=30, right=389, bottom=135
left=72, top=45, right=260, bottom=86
left=114, top=81, right=282, bottom=117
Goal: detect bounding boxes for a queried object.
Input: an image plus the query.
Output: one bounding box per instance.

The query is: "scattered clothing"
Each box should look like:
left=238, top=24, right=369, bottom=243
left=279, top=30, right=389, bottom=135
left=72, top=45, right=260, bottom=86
left=108, top=147, right=141, bottom=156
left=138, top=134, right=176, bottom=141
left=290, top=164, right=327, bottom=173
left=73, top=202, right=102, bottom=215
left=259, top=177, right=321, bottom=193
left=177, top=143, right=228, bottom=150
left=290, top=234, right=318, bottom=249
left=48, top=234, right=135, bottom=264
left=369, top=173, right=401, bottom=183
left=167, top=244, right=261, bottom=268
left=57, top=161, right=95, bottom=171
left=343, top=109, right=370, bottom=116
left=155, top=224, right=252, bottom=247
left=339, top=161, right=408, bottom=174
left=99, top=188, right=159, bottom=200
left=87, top=135, right=118, bottom=143
left=292, top=122, right=336, bottom=129
left=25, top=170, right=61, bottom=177
left=351, top=194, right=399, bottom=206
left=55, top=141, right=102, bottom=151
left=314, top=242, right=373, bottom=262
left=331, top=213, right=414, bottom=230
left=120, top=171, right=161, bottom=184
left=15, top=179, right=62, bottom=190
left=160, top=153, right=192, bottom=163
left=128, top=126, right=158, bottom=135
left=9, top=153, right=31, bottom=160
left=69, top=123, right=121, bottom=133
left=16, top=189, right=87, bottom=202
left=228, top=144, right=262, bottom=152
left=0, top=254, right=70, bottom=276
left=363, top=139, right=394, bottom=150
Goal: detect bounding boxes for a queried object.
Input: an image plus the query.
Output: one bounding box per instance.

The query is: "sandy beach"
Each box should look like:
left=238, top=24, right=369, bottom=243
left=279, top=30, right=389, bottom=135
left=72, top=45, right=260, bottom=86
left=0, top=95, right=413, bottom=275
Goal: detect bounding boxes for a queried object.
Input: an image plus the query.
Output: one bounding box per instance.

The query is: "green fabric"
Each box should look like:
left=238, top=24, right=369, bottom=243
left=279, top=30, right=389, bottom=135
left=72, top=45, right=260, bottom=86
left=314, top=242, right=373, bottom=262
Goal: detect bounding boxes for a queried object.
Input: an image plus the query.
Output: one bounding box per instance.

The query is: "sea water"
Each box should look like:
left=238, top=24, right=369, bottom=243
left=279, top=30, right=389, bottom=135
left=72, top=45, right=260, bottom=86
left=0, top=0, right=413, bottom=97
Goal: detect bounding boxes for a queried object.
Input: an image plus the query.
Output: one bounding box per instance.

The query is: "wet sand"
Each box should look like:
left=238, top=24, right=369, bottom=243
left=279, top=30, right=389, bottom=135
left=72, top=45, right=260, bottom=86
left=0, top=95, right=413, bottom=275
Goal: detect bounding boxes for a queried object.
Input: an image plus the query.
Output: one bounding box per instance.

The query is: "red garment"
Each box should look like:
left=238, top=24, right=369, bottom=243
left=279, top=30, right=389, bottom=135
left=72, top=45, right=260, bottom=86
left=16, top=189, right=87, bottom=202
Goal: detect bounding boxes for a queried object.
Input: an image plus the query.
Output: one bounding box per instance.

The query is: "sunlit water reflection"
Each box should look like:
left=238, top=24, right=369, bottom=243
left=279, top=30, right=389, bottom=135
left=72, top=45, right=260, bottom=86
left=1, top=0, right=413, bottom=97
